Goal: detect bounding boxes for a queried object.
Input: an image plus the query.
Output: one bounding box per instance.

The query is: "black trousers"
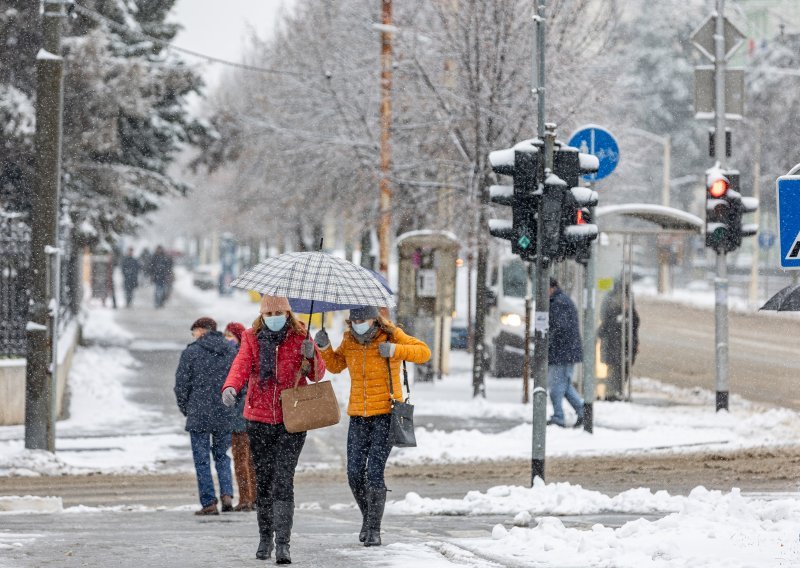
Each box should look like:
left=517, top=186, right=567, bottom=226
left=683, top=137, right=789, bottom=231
left=247, top=421, right=306, bottom=512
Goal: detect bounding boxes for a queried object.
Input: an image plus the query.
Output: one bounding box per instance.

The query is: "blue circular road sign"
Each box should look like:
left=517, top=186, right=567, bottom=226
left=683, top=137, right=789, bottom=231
left=568, top=125, right=620, bottom=182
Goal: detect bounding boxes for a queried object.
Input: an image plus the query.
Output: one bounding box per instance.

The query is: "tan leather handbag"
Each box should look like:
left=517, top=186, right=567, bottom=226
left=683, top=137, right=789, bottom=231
left=281, top=363, right=340, bottom=433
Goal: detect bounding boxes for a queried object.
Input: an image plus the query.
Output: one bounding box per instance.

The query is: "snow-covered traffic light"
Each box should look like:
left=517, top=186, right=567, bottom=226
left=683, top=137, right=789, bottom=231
left=704, top=166, right=756, bottom=252
left=488, top=142, right=541, bottom=260
left=705, top=166, right=733, bottom=251
left=549, top=147, right=600, bottom=262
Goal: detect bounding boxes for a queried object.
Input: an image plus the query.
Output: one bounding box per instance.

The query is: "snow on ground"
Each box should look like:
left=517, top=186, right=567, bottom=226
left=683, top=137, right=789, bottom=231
left=0, top=310, right=189, bottom=476
left=380, top=481, right=800, bottom=567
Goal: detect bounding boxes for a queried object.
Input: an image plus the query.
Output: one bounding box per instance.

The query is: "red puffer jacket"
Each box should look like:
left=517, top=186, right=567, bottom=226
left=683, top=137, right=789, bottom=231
left=223, top=327, right=326, bottom=424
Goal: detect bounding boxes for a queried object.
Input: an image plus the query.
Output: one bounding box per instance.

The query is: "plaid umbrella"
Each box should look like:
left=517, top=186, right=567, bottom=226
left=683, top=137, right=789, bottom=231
left=287, top=270, right=393, bottom=314
left=230, top=252, right=395, bottom=310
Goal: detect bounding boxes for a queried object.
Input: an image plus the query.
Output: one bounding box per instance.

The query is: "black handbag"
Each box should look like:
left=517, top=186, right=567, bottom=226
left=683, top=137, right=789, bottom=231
left=385, top=358, right=416, bottom=448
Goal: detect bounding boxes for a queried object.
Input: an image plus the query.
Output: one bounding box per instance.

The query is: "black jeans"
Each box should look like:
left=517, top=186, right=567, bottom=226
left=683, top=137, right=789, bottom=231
left=347, top=414, right=392, bottom=491
left=247, top=421, right=306, bottom=509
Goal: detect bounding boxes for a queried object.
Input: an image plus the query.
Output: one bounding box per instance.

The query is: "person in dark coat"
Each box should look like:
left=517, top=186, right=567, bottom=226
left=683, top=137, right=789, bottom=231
left=547, top=277, right=585, bottom=428
left=120, top=247, right=140, bottom=308
left=150, top=245, right=173, bottom=308
left=598, top=279, right=640, bottom=401
left=174, top=317, right=238, bottom=515
left=224, top=322, right=257, bottom=512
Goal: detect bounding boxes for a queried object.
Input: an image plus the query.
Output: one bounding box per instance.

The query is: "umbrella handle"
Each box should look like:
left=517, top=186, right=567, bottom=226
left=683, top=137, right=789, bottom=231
left=305, top=237, right=325, bottom=339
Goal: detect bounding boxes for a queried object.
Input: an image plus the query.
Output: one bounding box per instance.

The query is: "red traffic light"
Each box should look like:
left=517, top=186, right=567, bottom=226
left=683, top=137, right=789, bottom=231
left=709, top=177, right=729, bottom=198
left=576, top=209, right=586, bottom=224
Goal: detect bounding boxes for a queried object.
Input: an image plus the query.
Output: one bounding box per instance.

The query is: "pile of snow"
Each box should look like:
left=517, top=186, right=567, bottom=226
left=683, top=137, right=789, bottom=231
left=79, top=306, right=134, bottom=344
left=0, top=496, right=63, bottom=514
left=482, top=486, right=800, bottom=568
left=382, top=481, right=800, bottom=567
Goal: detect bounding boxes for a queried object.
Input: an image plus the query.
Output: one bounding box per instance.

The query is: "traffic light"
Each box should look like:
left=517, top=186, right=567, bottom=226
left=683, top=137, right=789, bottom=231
left=705, top=166, right=733, bottom=251
left=488, top=142, right=541, bottom=260
left=562, top=186, right=599, bottom=264
left=704, top=166, right=758, bottom=252
left=548, top=146, right=600, bottom=262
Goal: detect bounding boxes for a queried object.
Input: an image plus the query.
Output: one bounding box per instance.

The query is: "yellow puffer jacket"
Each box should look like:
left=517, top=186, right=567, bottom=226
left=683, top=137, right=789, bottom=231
left=321, top=326, right=431, bottom=417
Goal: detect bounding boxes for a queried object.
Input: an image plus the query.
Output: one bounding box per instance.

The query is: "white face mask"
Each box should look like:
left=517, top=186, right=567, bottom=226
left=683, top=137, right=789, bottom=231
left=263, top=314, right=287, bottom=332
left=351, top=320, right=374, bottom=335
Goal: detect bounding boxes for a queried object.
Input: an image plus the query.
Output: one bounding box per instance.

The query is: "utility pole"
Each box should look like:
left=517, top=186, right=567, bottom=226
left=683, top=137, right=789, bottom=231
left=713, top=0, right=729, bottom=412
left=531, top=0, right=549, bottom=484
left=378, top=0, right=393, bottom=276
left=25, top=0, right=67, bottom=452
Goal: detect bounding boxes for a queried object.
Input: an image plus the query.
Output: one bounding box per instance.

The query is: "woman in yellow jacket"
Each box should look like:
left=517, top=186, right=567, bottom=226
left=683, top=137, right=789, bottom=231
left=314, top=306, right=430, bottom=547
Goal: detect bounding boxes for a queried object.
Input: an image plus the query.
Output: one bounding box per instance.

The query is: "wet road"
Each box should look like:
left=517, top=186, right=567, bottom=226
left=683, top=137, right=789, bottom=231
left=636, top=296, right=800, bottom=410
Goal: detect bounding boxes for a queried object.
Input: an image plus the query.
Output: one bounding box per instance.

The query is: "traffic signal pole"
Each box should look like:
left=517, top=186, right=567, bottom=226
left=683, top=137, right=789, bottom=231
left=581, top=200, right=596, bottom=433
left=530, top=0, right=549, bottom=484
left=25, top=0, right=67, bottom=451
left=713, top=0, right=729, bottom=411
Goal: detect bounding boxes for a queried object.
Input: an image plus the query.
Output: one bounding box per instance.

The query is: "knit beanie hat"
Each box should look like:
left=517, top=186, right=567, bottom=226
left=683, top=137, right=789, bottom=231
left=349, top=306, right=380, bottom=321
left=260, top=294, right=291, bottom=313
left=224, top=322, right=245, bottom=343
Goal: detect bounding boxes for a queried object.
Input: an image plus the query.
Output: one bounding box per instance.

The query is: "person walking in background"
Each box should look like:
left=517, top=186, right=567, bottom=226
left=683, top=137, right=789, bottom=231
left=224, top=322, right=256, bottom=512
left=315, top=307, right=430, bottom=548
left=150, top=245, right=173, bottom=308
left=174, top=317, right=238, bottom=516
left=598, top=279, right=640, bottom=401
left=222, top=296, right=325, bottom=564
left=120, top=247, right=140, bottom=308
left=547, top=278, right=585, bottom=428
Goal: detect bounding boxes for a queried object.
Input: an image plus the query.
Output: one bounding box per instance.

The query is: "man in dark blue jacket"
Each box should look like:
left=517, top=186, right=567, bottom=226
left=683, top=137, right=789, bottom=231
left=175, top=317, right=238, bottom=515
left=547, top=278, right=585, bottom=428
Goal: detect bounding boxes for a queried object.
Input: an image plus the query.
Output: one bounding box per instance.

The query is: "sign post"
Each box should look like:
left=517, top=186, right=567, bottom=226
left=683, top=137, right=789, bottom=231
left=568, top=125, right=619, bottom=434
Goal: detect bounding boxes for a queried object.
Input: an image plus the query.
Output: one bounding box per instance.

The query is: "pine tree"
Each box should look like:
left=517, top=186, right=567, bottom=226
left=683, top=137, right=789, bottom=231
left=0, top=0, right=207, bottom=244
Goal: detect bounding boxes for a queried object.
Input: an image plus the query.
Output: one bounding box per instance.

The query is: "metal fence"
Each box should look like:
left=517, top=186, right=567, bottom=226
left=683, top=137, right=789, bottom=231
left=0, top=214, right=31, bottom=357
left=0, top=212, right=77, bottom=358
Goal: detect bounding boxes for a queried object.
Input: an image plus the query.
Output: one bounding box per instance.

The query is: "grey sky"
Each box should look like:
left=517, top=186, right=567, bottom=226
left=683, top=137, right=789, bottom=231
left=169, top=0, right=294, bottom=90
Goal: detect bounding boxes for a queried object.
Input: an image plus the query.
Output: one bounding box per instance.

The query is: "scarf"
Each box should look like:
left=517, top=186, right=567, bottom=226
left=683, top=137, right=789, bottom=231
left=257, top=324, right=289, bottom=383
left=351, top=324, right=379, bottom=346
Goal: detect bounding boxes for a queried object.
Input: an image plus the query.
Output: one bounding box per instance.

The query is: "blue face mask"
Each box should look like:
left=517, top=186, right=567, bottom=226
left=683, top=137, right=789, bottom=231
left=351, top=321, right=373, bottom=335
left=263, top=315, right=287, bottom=332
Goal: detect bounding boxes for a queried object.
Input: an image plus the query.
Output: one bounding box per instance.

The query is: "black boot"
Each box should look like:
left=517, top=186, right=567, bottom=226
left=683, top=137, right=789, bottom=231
left=364, top=487, right=387, bottom=547
left=350, top=483, right=368, bottom=543
left=274, top=500, right=294, bottom=564
left=255, top=504, right=274, bottom=560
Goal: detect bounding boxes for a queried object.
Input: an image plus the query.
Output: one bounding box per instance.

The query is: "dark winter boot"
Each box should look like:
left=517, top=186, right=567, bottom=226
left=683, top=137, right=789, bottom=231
left=350, top=483, right=369, bottom=543
left=364, top=487, right=387, bottom=547
left=274, top=500, right=294, bottom=564
left=255, top=504, right=274, bottom=560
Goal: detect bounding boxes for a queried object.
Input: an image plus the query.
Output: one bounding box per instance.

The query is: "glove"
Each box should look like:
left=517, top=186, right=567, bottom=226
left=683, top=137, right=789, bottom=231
left=222, top=387, right=237, bottom=407
left=301, top=338, right=315, bottom=359
left=314, top=329, right=330, bottom=350
left=378, top=342, right=396, bottom=358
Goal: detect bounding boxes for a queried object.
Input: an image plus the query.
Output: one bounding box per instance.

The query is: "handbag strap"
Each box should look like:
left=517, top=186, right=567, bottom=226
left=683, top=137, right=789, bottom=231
left=384, top=328, right=410, bottom=402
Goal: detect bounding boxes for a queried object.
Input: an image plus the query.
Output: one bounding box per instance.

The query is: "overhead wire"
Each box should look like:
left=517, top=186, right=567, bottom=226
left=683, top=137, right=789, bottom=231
left=72, top=2, right=306, bottom=77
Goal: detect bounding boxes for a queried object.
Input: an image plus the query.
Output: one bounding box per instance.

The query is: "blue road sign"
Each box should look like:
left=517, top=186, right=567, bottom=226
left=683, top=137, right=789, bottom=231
left=776, top=175, right=800, bottom=269
left=568, top=125, right=620, bottom=182
left=758, top=230, right=776, bottom=250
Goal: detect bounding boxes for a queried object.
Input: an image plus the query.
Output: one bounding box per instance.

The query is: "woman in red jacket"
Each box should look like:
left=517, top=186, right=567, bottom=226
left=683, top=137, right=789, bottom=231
left=222, top=295, right=325, bottom=564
